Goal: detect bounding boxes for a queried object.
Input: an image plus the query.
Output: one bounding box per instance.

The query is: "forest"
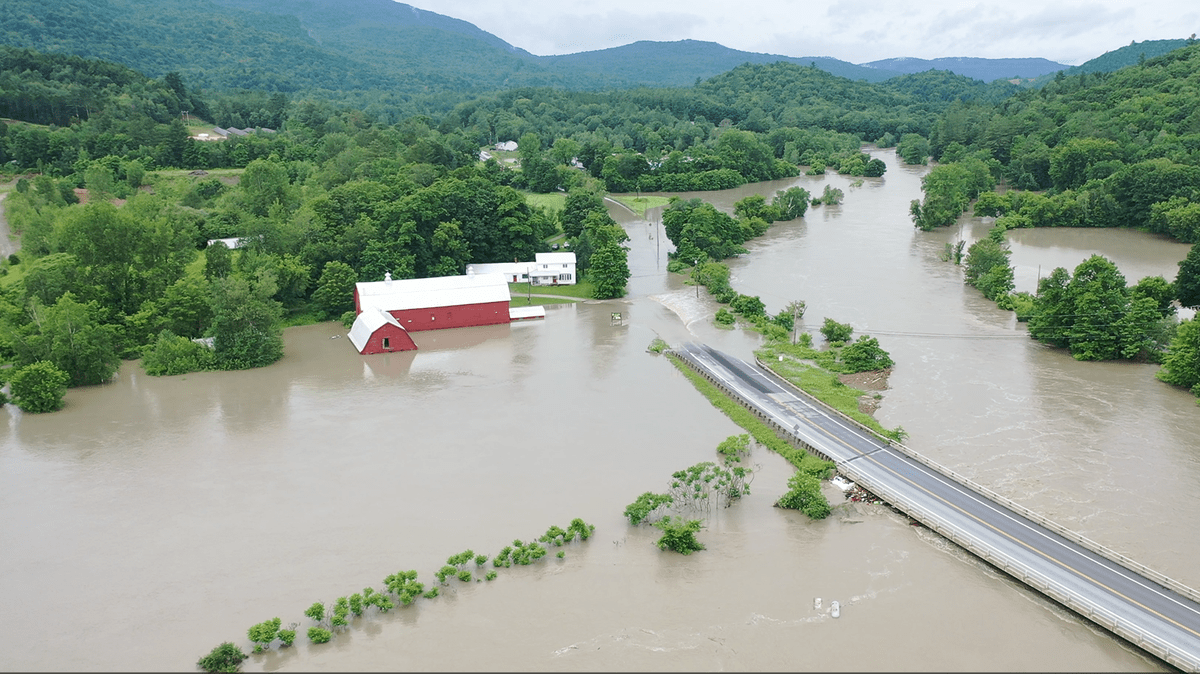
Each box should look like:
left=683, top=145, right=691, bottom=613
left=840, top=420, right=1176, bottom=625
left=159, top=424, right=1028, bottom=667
left=905, top=42, right=1200, bottom=398
left=2, top=37, right=1199, bottom=410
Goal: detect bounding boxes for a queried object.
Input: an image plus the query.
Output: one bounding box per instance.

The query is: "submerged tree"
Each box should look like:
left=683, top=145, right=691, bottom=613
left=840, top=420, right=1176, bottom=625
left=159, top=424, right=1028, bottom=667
left=653, top=516, right=705, bottom=554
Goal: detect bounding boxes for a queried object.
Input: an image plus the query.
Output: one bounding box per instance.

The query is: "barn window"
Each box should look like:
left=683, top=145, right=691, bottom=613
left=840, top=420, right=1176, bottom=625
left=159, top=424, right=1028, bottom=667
left=383, top=337, right=390, bottom=349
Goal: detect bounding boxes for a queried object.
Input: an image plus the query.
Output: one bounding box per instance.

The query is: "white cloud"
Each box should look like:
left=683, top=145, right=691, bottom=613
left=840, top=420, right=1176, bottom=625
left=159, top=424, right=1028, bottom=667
left=401, top=0, right=1199, bottom=65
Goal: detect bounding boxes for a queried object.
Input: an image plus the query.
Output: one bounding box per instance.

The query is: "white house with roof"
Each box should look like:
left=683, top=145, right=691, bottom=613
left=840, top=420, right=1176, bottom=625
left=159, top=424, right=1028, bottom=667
left=464, top=251, right=576, bottom=286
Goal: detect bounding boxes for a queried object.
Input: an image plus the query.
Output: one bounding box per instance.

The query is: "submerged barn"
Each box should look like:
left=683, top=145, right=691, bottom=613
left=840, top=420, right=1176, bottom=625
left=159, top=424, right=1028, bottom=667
left=348, top=272, right=513, bottom=355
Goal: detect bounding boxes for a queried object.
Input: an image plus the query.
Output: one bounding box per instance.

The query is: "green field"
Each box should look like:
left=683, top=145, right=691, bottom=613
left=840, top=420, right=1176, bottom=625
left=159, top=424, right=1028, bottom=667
left=609, top=195, right=672, bottom=217
left=508, top=295, right=578, bottom=307
left=508, top=280, right=594, bottom=299
left=523, top=192, right=566, bottom=213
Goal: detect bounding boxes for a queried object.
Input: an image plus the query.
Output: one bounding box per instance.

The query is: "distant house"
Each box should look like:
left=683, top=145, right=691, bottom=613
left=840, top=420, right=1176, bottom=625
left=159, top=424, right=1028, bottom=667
left=348, top=272, right=516, bottom=355
left=494, top=140, right=518, bottom=152
left=205, top=237, right=245, bottom=249
left=465, top=252, right=576, bottom=286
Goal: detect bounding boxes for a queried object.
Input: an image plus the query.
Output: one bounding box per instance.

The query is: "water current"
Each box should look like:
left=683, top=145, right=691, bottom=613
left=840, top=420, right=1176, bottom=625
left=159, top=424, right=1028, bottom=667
left=2, top=148, right=1196, bottom=671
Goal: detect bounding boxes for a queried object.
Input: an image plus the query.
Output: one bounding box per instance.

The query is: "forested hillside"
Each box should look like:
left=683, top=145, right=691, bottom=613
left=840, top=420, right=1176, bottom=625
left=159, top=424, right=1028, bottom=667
left=6, top=0, right=1153, bottom=109
left=861, top=57, right=1067, bottom=82
left=903, top=42, right=1200, bottom=392
left=1028, top=37, right=1194, bottom=86
left=911, top=42, right=1200, bottom=239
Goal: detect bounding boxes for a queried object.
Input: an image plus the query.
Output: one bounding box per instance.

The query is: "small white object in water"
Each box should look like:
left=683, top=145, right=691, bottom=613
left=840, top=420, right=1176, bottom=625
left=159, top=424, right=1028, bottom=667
left=831, top=600, right=840, bottom=618
left=814, top=598, right=821, bottom=609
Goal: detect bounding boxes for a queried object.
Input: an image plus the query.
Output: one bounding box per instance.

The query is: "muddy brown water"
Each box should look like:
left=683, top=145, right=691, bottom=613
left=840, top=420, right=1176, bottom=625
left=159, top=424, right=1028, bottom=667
left=2, top=148, right=1195, bottom=671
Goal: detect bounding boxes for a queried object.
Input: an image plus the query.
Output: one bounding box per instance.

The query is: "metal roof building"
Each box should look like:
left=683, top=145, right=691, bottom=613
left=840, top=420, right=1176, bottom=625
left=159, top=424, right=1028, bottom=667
left=348, top=307, right=417, bottom=354
left=350, top=273, right=513, bottom=354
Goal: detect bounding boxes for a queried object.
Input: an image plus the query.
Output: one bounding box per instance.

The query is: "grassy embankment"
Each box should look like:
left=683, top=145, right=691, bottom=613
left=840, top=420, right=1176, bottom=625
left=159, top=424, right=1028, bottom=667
left=754, top=340, right=893, bottom=438
left=609, top=195, right=672, bottom=217
left=665, top=352, right=834, bottom=477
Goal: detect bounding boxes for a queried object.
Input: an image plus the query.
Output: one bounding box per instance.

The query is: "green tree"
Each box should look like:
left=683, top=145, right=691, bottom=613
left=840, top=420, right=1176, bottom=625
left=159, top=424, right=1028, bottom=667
left=820, top=318, right=853, bottom=344
left=964, top=237, right=1014, bottom=301
left=585, top=222, right=630, bottom=299
left=518, top=132, right=557, bottom=193
left=623, top=492, right=673, bottom=525
left=819, top=185, right=844, bottom=205
left=209, top=272, right=284, bottom=370
left=561, top=188, right=607, bottom=239
left=247, top=617, right=281, bottom=653
left=897, top=133, right=930, bottom=165
left=311, top=261, right=358, bottom=319
left=16, top=293, right=121, bottom=386
left=1129, top=275, right=1176, bottom=318
left=1157, top=318, right=1200, bottom=392
left=776, top=471, right=831, bottom=519
left=653, top=516, right=705, bottom=554
left=204, top=241, right=233, bottom=281
left=772, top=187, right=810, bottom=220
left=9, top=360, right=70, bottom=413
left=196, top=642, right=247, bottom=674
left=1028, top=267, right=1074, bottom=348
left=1066, top=255, right=1128, bottom=361
left=22, top=253, right=82, bottom=306
left=841, top=336, right=894, bottom=373
left=1177, top=243, right=1200, bottom=309
left=429, top=221, right=472, bottom=277
left=140, top=330, right=215, bottom=376
left=239, top=158, right=295, bottom=218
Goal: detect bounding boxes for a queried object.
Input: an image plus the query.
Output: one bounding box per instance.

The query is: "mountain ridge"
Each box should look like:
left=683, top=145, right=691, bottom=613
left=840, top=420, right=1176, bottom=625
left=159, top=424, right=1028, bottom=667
left=1, top=0, right=1191, bottom=97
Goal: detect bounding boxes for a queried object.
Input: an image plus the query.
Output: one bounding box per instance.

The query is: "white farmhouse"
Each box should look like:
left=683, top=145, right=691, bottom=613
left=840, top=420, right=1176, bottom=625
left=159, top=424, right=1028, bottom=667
left=528, top=252, right=576, bottom=285
left=465, top=251, right=576, bottom=286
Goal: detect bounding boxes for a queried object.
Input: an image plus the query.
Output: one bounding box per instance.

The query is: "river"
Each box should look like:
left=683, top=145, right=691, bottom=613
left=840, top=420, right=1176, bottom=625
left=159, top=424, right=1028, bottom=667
left=1, top=148, right=1195, bottom=671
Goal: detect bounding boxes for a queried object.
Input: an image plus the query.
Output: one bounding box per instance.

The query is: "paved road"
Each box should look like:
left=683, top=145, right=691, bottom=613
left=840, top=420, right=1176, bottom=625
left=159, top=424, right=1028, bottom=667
left=674, top=342, right=1200, bottom=671
left=0, top=192, right=16, bottom=258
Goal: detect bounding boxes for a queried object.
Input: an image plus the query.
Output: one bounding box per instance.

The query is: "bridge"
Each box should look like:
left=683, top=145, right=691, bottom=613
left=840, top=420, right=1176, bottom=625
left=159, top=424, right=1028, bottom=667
left=672, top=342, right=1200, bottom=672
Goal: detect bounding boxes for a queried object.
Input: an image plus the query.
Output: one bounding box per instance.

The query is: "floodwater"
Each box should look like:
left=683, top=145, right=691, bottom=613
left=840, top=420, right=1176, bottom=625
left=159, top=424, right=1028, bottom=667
left=2, top=148, right=1197, bottom=672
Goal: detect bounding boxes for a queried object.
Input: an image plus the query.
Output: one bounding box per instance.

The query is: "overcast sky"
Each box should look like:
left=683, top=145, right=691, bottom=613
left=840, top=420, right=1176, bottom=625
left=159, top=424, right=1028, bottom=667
left=402, top=0, right=1197, bottom=66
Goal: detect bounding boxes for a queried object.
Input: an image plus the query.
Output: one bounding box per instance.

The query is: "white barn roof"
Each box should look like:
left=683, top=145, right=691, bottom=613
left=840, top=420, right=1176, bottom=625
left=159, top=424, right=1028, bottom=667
left=356, top=273, right=511, bottom=314
left=348, top=307, right=405, bottom=352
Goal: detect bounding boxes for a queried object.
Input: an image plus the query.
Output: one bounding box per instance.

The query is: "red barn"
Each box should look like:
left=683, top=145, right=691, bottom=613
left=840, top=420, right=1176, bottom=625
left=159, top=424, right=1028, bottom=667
left=349, top=272, right=512, bottom=355
left=348, top=307, right=417, bottom=354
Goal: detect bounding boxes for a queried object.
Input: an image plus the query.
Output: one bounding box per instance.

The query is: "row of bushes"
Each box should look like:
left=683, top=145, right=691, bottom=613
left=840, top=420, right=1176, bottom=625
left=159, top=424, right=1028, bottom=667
left=664, top=353, right=834, bottom=519
left=197, top=518, right=595, bottom=672
left=622, top=434, right=755, bottom=554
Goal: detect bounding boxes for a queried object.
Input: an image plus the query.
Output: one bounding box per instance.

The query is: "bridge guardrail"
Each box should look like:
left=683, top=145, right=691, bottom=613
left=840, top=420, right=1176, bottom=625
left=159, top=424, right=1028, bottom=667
left=672, top=348, right=1200, bottom=671
left=752, top=356, right=1200, bottom=609
left=843, top=462, right=1200, bottom=672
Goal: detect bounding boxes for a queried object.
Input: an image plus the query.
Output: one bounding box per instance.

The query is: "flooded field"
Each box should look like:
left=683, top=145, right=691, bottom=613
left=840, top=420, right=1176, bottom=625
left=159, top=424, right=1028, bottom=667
left=2, top=148, right=1195, bottom=671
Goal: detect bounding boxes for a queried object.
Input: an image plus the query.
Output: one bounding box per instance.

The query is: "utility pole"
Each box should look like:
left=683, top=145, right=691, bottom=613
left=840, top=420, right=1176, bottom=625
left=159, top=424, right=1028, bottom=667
left=793, top=303, right=799, bottom=345
left=655, top=216, right=660, bottom=267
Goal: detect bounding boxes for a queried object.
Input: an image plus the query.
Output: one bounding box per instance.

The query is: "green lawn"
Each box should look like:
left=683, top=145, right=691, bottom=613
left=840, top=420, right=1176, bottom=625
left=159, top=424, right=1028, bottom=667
left=508, top=295, right=578, bottom=307
left=523, top=192, right=566, bottom=213
left=153, top=167, right=244, bottom=179
left=609, top=195, right=672, bottom=217
left=508, top=280, right=594, bottom=299
left=754, top=344, right=891, bottom=437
